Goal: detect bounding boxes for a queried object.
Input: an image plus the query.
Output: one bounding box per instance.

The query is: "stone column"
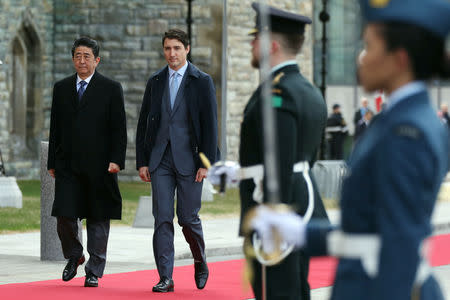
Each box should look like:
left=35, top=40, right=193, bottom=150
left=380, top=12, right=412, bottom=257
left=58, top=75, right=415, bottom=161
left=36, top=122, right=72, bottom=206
left=133, top=195, right=154, bottom=228
left=40, top=141, right=82, bottom=261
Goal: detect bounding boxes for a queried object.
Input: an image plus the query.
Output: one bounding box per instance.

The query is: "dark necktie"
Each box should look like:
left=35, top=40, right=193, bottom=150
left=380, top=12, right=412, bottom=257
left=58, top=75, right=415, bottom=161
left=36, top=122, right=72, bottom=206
left=78, top=80, right=87, bottom=101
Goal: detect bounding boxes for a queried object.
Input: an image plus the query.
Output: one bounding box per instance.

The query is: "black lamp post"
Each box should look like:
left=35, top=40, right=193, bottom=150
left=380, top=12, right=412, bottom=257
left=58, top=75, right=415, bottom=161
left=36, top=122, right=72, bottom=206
left=186, top=0, right=194, bottom=62
left=319, top=0, right=330, bottom=160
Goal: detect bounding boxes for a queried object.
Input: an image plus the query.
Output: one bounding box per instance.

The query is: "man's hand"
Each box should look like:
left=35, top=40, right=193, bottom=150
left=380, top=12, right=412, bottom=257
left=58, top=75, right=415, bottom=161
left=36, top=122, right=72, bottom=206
left=108, top=162, right=120, bottom=173
left=139, top=166, right=151, bottom=182
left=250, top=205, right=306, bottom=253
left=195, top=168, right=207, bottom=182
left=48, top=169, right=55, bottom=178
left=207, top=161, right=240, bottom=186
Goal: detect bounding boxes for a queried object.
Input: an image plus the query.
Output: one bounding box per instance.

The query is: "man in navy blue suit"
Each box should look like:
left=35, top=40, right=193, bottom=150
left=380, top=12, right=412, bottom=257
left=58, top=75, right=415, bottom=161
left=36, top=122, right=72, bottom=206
left=243, top=0, right=450, bottom=299
left=135, top=29, right=218, bottom=293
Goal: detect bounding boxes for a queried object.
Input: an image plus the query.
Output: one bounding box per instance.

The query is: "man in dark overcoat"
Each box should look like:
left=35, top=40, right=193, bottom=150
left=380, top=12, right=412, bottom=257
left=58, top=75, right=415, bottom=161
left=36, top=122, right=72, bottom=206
left=353, top=97, right=369, bottom=126
left=47, top=36, right=127, bottom=288
left=135, top=29, right=218, bottom=292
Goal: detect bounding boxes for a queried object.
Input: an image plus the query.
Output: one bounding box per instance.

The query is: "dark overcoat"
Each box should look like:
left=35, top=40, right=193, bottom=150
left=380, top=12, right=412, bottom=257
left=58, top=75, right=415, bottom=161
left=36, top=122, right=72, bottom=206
left=47, top=71, right=127, bottom=220
left=135, top=63, right=219, bottom=170
left=239, top=64, right=329, bottom=299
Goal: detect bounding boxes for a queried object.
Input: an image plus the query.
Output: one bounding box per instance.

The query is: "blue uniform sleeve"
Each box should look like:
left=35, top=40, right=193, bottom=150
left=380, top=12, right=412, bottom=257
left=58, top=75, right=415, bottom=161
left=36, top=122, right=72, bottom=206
left=304, top=220, right=335, bottom=256
left=374, top=127, right=437, bottom=299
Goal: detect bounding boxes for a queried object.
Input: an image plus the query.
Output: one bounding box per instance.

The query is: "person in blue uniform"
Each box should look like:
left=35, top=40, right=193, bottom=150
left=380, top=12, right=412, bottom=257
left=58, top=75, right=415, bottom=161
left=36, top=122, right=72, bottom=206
left=247, top=0, right=450, bottom=299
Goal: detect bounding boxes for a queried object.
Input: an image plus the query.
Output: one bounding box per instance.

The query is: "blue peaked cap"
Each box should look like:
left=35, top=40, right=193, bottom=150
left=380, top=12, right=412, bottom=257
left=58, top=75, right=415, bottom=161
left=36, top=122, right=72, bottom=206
left=359, top=0, right=450, bottom=38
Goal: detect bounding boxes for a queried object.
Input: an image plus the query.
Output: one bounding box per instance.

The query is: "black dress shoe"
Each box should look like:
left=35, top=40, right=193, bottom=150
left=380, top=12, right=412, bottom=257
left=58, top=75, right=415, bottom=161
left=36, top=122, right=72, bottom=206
left=62, top=255, right=85, bottom=281
left=84, top=272, right=98, bottom=287
left=194, top=261, right=209, bottom=289
left=152, top=277, right=174, bottom=292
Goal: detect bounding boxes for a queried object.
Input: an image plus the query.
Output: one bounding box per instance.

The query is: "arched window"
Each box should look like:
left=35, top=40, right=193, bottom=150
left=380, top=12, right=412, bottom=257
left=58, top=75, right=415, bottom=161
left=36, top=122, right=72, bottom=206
left=10, top=13, right=43, bottom=158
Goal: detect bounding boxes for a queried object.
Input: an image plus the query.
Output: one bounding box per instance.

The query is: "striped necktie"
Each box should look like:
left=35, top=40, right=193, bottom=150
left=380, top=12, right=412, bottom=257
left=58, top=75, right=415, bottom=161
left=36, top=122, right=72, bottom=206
left=78, top=80, right=87, bottom=101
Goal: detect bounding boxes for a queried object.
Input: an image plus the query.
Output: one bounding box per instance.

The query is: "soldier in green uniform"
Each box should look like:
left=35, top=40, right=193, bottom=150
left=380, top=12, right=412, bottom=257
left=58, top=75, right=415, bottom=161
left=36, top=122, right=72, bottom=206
left=208, top=3, right=329, bottom=299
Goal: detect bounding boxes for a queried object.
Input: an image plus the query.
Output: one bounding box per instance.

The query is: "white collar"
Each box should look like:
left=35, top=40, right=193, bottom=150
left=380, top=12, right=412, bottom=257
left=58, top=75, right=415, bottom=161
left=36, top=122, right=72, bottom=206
left=76, top=72, right=95, bottom=86
left=271, top=60, right=297, bottom=74
left=169, top=61, right=188, bottom=78
left=386, top=81, right=427, bottom=110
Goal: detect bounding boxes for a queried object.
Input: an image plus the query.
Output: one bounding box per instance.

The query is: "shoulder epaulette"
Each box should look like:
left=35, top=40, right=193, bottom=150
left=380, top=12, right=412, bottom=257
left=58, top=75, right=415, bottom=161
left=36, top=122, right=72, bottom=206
left=394, top=125, right=422, bottom=139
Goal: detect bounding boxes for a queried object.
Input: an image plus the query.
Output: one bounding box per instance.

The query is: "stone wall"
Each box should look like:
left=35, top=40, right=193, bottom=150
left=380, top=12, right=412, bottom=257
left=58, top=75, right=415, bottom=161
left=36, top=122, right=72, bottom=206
left=225, top=0, right=314, bottom=161
left=0, top=0, right=54, bottom=178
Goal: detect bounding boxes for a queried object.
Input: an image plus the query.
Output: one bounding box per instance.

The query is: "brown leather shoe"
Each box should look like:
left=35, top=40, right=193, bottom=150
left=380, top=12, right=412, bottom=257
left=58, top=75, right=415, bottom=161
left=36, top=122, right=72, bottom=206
left=194, top=261, right=209, bottom=289
left=152, top=277, right=174, bottom=292
left=62, top=255, right=85, bottom=281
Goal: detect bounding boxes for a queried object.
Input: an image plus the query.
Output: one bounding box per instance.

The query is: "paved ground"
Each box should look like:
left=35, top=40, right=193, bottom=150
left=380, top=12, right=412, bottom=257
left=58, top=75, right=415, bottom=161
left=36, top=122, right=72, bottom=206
left=1, top=203, right=450, bottom=299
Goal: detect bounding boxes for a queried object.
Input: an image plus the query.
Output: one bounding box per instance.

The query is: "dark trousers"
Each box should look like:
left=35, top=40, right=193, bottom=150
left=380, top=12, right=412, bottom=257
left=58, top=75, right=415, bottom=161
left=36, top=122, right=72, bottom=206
left=249, top=249, right=310, bottom=300
left=329, top=136, right=344, bottom=160
left=57, top=217, right=110, bottom=277
left=151, top=145, right=206, bottom=279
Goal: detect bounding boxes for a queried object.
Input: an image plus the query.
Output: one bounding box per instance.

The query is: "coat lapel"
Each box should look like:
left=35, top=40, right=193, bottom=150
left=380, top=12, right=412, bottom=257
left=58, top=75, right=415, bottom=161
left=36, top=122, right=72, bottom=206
left=69, top=74, right=79, bottom=110
left=176, top=63, right=198, bottom=118
left=154, top=67, right=169, bottom=114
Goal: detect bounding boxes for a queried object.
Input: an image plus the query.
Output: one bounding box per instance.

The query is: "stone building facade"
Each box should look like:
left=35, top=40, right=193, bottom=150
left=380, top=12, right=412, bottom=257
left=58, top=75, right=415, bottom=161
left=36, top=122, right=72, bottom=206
left=0, top=0, right=314, bottom=179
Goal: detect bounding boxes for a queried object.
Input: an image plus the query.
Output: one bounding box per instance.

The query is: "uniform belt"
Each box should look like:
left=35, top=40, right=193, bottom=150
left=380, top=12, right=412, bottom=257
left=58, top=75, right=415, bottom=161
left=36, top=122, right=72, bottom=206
left=326, top=126, right=348, bottom=133
left=239, top=161, right=314, bottom=223
left=239, top=161, right=309, bottom=180
left=327, top=230, right=432, bottom=283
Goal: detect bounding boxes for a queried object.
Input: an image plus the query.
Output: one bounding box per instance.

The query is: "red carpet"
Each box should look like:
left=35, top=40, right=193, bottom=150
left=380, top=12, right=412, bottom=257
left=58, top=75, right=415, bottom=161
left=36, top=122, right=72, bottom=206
left=429, top=233, right=450, bottom=267
left=0, top=233, right=449, bottom=300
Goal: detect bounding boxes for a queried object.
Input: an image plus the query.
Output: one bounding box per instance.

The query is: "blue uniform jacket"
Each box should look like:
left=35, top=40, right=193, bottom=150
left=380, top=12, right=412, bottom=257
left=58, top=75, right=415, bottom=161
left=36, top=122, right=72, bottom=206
left=306, top=88, right=448, bottom=299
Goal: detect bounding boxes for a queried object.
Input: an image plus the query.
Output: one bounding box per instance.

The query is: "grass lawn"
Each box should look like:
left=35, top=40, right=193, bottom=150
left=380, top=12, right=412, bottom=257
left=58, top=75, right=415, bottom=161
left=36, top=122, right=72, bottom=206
left=4, top=179, right=447, bottom=234
left=0, top=180, right=240, bottom=234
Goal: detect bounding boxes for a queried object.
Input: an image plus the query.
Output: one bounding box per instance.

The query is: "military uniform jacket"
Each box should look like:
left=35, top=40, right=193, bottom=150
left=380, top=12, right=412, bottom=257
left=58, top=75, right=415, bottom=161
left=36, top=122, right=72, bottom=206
left=306, top=88, right=448, bottom=299
left=47, top=71, right=127, bottom=220
left=238, top=64, right=329, bottom=235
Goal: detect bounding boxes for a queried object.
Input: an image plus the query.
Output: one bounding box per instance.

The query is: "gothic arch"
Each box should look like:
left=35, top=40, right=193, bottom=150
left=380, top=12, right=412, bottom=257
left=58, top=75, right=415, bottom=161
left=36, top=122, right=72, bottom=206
left=10, top=10, right=43, bottom=158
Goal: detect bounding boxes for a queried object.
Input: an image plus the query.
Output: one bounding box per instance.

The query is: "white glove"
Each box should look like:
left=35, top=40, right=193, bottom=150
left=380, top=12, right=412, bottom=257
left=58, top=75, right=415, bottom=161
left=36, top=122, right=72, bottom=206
left=207, top=161, right=240, bottom=186
left=250, top=205, right=306, bottom=253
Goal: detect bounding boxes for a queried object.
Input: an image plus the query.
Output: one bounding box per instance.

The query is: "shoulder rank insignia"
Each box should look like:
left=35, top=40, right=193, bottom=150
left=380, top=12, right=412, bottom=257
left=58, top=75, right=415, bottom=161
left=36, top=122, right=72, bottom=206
left=272, top=72, right=285, bottom=85
left=394, top=125, right=421, bottom=139
left=272, top=88, right=282, bottom=94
